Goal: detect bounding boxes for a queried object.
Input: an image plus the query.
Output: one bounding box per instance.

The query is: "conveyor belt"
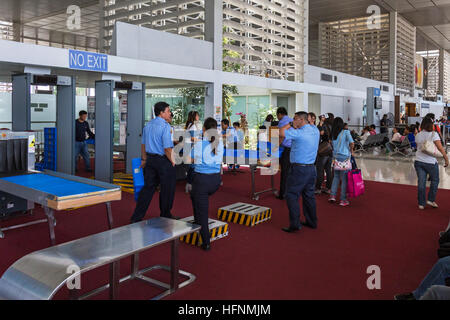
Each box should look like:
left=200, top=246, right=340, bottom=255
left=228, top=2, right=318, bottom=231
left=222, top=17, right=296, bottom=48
left=1, top=173, right=106, bottom=197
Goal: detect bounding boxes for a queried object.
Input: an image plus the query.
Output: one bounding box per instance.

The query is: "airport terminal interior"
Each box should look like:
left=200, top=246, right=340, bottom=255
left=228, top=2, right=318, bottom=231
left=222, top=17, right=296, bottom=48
left=0, top=0, right=449, bottom=301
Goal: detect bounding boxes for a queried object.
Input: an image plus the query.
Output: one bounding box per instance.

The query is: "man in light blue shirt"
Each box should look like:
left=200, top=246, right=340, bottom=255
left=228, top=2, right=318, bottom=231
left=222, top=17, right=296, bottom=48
left=279, top=111, right=320, bottom=233
left=130, top=102, right=178, bottom=223
left=277, top=107, right=293, bottom=200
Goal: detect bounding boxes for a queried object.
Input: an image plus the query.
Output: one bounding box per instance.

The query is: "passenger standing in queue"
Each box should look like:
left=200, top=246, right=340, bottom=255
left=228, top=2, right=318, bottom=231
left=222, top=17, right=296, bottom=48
left=189, top=117, right=224, bottom=251
left=328, top=117, right=354, bottom=207
left=130, top=102, right=178, bottom=223
left=276, top=107, right=293, bottom=200
left=279, top=111, right=320, bottom=233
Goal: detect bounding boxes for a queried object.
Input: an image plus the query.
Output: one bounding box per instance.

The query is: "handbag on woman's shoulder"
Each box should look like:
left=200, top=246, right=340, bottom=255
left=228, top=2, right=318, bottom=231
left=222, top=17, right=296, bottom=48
left=420, top=132, right=443, bottom=158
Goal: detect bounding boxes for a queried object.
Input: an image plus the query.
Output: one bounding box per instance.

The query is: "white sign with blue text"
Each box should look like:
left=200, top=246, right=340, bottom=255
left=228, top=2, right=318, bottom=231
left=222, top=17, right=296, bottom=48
left=69, top=50, right=108, bottom=72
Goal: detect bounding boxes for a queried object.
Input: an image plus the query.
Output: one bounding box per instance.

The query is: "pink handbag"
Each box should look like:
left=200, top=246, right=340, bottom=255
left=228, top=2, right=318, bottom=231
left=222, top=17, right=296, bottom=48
left=347, top=169, right=365, bottom=198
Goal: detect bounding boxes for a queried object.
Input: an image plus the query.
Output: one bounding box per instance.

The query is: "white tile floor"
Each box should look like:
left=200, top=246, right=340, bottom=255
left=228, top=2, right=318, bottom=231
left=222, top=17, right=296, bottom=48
left=357, top=157, right=450, bottom=190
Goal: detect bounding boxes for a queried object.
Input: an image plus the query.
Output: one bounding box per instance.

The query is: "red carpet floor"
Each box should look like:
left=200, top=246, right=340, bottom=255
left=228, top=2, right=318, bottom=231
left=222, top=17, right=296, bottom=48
left=0, top=166, right=449, bottom=300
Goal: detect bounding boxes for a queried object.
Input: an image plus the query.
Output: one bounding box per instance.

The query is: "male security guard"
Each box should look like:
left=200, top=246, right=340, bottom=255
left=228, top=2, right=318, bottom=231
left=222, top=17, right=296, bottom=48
left=130, top=102, right=178, bottom=223
left=279, top=111, right=320, bottom=233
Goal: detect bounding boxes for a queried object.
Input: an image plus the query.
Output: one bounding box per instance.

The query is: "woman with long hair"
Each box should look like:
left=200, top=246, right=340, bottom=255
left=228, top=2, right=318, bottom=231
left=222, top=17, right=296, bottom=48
left=185, top=111, right=201, bottom=131
left=315, top=114, right=333, bottom=194
left=189, top=117, right=224, bottom=251
left=308, top=112, right=316, bottom=126
left=329, top=117, right=354, bottom=206
left=414, top=117, right=449, bottom=210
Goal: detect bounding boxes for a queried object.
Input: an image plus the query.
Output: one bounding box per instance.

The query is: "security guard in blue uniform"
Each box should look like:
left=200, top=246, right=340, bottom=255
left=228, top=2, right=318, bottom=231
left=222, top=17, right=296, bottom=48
left=189, top=117, right=224, bottom=251
left=130, top=102, right=178, bottom=223
left=279, top=111, right=320, bottom=233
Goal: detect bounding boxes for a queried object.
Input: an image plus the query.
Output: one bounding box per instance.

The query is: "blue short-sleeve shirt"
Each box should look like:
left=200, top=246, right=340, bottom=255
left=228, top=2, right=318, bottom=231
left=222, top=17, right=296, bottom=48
left=278, top=115, right=293, bottom=148
left=332, top=130, right=354, bottom=160
left=142, top=116, right=174, bottom=155
left=284, top=124, right=320, bottom=164
left=192, top=139, right=224, bottom=174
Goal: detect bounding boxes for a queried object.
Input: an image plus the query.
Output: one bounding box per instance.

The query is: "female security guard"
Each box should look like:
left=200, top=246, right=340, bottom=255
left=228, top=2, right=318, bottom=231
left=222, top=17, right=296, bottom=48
left=189, top=117, right=224, bottom=251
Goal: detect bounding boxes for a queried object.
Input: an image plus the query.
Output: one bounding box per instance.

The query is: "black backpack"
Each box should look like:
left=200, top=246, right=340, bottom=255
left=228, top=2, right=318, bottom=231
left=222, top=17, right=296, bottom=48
left=439, top=229, right=450, bottom=245
left=437, top=230, right=450, bottom=258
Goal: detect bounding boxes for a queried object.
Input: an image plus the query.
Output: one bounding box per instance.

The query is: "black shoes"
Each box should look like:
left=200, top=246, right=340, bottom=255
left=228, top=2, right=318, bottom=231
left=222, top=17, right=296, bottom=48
left=301, top=221, right=317, bottom=229
left=86, top=168, right=93, bottom=172
left=282, top=227, right=300, bottom=233
left=394, top=293, right=416, bottom=300
left=201, top=243, right=211, bottom=251
left=276, top=195, right=285, bottom=200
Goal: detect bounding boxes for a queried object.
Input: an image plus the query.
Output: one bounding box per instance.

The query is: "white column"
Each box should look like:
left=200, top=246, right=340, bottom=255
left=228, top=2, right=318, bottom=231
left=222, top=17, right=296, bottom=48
left=439, top=48, right=444, bottom=96
left=204, top=0, right=223, bottom=71
left=205, top=82, right=223, bottom=122
left=302, top=0, right=309, bottom=82
left=389, top=12, right=397, bottom=94
left=294, top=92, right=308, bottom=112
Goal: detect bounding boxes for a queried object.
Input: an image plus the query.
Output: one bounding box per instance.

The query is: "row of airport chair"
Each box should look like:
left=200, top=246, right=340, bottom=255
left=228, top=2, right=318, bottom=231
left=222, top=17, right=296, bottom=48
left=354, top=133, right=388, bottom=153
left=354, top=132, right=413, bottom=158
left=388, top=137, right=413, bottom=157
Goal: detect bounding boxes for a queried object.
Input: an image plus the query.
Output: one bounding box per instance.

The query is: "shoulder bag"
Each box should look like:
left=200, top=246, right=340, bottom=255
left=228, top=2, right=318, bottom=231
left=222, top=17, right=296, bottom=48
left=420, top=132, right=443, bottom=158
left=318, top=125, right=333, bottom=157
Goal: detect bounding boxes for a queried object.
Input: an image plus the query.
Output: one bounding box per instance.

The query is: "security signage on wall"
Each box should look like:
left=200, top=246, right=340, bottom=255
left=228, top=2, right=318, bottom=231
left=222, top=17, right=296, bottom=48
left=69, top=50, right=108, bottom=72
left=214, top=105, right=222, bottom=124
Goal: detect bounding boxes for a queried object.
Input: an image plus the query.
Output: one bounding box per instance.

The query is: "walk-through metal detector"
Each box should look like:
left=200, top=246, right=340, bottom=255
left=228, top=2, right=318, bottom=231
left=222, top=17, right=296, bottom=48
left=12, top=73, right=76, bottom=174
left=94, top=80, right=145, bottom=183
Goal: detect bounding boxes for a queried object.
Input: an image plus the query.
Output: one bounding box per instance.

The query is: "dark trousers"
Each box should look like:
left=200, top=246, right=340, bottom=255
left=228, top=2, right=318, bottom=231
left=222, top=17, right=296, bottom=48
left=75, top=141, right=91, bottom=170
left=286, top=165, right=317, bottom=229
left=130, top=155, right=176, bottom=223
left=315, top=155, right=333, bottom=190
left=279, top=147, right=291, bottom=197
left=190, top=172, right=221, bottom=246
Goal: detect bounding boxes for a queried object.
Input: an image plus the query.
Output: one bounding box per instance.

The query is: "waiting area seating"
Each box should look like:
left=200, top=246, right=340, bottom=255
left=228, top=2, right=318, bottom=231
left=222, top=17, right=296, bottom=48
left=354, top=133, right=388, bottom=153
left=0, top=217, right=200, bottom=300
left=389, top=137, right=412, bottom=157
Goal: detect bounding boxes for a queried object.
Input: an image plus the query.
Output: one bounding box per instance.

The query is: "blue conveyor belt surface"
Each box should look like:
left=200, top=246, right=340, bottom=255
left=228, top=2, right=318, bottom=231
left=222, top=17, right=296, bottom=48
left=0, top=173, right=107, bottom=197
